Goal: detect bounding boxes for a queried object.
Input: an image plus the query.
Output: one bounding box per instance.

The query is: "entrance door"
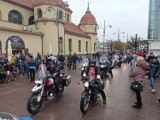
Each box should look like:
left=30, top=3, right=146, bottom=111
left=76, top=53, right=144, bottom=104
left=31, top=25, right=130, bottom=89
left=6, top=36, right=25, bottom=56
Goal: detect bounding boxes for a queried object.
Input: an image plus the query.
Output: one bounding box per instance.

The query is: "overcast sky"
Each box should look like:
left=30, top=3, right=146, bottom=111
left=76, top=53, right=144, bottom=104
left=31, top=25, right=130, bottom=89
left=67, top=0, right=149, bottom=42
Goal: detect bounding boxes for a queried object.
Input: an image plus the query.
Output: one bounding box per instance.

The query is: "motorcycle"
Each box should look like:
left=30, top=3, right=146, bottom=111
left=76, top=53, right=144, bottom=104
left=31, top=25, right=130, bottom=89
left=27, top=72, right=71, bottom=114
left=112, top=55, right=122, bottom=67
left=99, top=57, right=109, bottom=79
left=122, top=55, right=127, bottom=63
left=81, top=58, right=89, bottom=76
left=80, top=74, right=102, bottom=114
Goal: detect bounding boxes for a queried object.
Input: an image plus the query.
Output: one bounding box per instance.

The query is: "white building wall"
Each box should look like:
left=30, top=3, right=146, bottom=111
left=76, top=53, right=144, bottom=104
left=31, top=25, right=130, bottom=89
left=149, top=40, right=160, bottom=56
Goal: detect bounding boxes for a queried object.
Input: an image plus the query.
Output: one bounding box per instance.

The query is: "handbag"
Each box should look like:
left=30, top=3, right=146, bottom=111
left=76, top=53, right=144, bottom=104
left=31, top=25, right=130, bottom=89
left=131, top=81, right=143, bottom=92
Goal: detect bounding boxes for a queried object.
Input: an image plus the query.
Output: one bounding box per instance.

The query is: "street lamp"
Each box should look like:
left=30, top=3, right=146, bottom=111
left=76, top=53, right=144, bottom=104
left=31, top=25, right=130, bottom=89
left=113, top=28, right=125, bottom=41
left=98, top=20, right=112, bottom=52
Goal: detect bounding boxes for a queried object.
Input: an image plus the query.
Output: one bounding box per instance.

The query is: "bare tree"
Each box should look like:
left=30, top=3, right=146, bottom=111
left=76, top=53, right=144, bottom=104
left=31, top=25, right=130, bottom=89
left=127, top=34, right=141, bottom=53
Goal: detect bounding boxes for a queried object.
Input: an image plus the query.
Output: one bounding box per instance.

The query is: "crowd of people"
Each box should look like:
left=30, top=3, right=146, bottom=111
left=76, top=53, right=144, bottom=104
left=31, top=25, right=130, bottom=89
left=0, top=51, right=86, bottom=83
left=128, top=50, right=160, bottom=109
left=1, top=50, right=160, bottom=109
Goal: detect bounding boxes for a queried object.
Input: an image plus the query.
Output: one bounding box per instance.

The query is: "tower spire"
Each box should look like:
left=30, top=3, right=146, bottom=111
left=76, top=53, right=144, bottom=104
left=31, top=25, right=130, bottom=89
left=86, top=2, right=91, bottom=13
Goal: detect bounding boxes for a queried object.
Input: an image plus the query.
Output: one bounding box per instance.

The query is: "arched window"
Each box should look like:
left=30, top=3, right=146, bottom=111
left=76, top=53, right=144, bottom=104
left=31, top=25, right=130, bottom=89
left=58, top=11, right=63, bottom=20
left=28, top=16, right=34, bottom=25
left=8, top=10, right=22, bottom=24
left=37, top=9, right=42, bottom=18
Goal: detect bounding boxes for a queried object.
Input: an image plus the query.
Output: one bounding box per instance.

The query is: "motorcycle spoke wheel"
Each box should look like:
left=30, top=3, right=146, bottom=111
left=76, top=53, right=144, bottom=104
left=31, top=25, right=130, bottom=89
left=27, top=93, right=43, bottom=114
left=80, top=97, right=89, bottom=114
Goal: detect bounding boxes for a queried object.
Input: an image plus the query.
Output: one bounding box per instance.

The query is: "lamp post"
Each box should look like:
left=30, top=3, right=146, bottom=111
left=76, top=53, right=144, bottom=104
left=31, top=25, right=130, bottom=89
left=113, top=28, right=125, bottom=41
left=98, top=20, right=112, bottom=52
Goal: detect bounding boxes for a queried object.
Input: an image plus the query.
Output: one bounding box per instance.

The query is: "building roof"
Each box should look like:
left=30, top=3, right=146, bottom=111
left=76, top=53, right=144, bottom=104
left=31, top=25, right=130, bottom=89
left=79, top=3, right=97, bottom=25
left=7, top=0, right=72, bottom=12
left=64, top=23, right=91, bottom=38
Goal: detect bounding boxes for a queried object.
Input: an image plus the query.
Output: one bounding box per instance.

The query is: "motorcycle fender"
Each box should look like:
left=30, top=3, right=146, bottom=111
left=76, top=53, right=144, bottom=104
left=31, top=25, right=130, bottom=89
left=81, top=90, right=89, bottom=98
left=31, top=85, right=44, bottom=92
left=37, top=88, right=44, bottom=102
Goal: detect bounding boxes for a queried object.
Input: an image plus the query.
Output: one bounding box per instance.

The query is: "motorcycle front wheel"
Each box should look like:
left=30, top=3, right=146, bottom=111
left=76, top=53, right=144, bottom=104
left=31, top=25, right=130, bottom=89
left=59, top=85, right=64, bottom=96
left=27, top=92, right=44, bottom=114
left=80, top=97, right=89, bottom=114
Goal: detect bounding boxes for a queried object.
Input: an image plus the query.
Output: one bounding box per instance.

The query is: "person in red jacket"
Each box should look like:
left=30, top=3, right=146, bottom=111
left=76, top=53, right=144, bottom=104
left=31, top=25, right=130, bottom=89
left=138, top=50, right=145, bottom=57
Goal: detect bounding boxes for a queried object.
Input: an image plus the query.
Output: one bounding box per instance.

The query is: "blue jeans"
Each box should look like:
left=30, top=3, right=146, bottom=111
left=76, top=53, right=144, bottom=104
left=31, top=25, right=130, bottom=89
left=150, top=77, right=155, bottom=89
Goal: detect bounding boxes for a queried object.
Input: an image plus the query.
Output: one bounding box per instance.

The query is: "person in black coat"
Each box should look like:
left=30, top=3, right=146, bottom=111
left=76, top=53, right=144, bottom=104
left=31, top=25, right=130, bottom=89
left=149, top=57, right=159, bottom=93
left=28, top=55, right=36, bottom=82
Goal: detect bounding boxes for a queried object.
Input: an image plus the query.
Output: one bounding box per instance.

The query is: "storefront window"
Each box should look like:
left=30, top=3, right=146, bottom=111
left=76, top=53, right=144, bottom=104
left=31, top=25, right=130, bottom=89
left=8, top=10, right=22, bottom=24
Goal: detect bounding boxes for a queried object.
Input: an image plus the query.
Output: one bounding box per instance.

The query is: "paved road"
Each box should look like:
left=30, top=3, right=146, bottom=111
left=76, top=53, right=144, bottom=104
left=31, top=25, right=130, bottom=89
left=0, top=64, right=160, bottom=120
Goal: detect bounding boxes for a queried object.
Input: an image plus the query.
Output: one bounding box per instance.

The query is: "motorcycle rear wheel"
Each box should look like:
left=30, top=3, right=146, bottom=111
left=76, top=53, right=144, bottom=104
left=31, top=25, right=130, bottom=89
left=80, top=97, right=89, bottom=114
left=27, top=92, right=44, bottom=114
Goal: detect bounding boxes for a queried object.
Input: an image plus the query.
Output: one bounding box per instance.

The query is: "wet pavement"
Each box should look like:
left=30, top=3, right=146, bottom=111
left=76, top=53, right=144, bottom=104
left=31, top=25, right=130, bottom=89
left=0, top=63, right=160, bottom=120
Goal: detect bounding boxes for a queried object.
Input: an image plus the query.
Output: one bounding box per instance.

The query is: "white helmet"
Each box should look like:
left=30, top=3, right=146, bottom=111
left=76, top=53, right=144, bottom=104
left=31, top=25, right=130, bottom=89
left=48, top=56, right=57, bottom=63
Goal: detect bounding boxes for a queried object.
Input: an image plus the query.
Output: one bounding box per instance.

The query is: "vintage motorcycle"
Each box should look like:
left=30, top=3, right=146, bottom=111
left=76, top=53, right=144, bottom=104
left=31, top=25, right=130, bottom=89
left=27, top=72, right=71, bottom=114
left=81, top=58, right=89, bottom=76
left=80, top=74, right=102, bottom=114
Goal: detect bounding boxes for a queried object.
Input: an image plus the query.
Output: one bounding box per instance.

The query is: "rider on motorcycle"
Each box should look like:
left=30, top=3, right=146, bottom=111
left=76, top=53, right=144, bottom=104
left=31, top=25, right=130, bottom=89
left=84, top=59, right=106, bottom=104
left=47, top=56, right=61, bottom=96
left=99, top=56, right=113, bottom=78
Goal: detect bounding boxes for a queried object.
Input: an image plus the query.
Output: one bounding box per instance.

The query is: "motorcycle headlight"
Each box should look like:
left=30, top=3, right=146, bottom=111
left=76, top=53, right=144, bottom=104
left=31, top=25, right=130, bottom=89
left=81, top=68, right=84, bottom=70
left=83, top=73, right=86, bottom=77
left=83, top=64, right=86, bottom=67
left=100, top=65, right=106, bottom=68
left=35, top=79, right=43, bottom=84
left=84, top=81, right=89, bottom=88
left=97, top=75, right=101, bottom=79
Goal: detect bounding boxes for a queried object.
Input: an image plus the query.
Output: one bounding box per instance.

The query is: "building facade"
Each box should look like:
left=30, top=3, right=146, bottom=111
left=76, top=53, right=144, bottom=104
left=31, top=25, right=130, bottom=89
left=0, top=0, right=97, bottom=58
left=148, top=0, right=160, bottom=55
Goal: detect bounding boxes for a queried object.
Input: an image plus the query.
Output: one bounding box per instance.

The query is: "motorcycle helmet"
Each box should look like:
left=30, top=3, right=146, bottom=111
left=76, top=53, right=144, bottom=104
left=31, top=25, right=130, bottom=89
left=48, top=56, right=57, bottom=63
left=89, top=59, right=96, bottom=67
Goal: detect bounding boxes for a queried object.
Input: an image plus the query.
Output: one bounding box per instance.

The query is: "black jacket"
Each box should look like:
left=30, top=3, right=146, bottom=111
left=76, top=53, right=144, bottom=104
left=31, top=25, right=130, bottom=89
left=4, top=64, right=13, bottom=72
left=48, top=64, right=61, bottom=75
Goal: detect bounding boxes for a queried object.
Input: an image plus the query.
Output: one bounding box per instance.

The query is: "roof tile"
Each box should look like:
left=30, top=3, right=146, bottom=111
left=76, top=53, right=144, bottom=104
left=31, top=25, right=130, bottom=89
left=64, top=23, right=90, bottom=38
